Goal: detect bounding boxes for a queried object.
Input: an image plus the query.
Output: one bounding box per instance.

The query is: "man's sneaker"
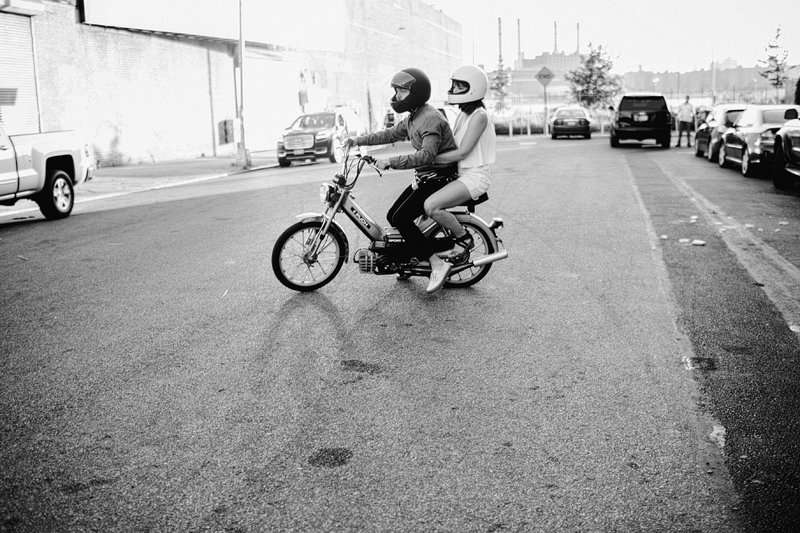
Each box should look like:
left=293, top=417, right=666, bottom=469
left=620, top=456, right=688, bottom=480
left=426, top=260, right=452, bottom=293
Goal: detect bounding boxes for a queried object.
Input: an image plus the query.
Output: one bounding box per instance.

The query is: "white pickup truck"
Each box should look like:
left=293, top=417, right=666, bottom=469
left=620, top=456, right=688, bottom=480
left=0, top=123, right=95, bottom=219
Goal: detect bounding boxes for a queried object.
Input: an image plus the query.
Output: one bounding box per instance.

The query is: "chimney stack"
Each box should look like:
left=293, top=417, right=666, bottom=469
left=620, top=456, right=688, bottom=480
left=553, top=21, right=558, bottom=53
left=577, top=23, right=580, bottom=53
left=497, top=17, right=503, bottom=66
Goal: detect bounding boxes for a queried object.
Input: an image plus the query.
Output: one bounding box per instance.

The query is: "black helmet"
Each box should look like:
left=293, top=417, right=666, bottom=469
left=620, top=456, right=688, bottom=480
left=390, top=68, right=431, bottom=114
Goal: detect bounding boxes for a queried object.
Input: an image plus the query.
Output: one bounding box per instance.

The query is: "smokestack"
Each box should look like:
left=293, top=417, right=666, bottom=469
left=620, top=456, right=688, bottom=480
left=577, top=23, right=580, bottom=53
left=553, top=21, right=558, bottom=53
left=497, top=17, right=503, bottom=66
left=517, top=18, right=521, bottom=60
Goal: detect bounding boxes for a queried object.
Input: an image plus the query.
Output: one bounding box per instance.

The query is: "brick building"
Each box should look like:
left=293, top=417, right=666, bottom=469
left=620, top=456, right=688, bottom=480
left=0, top=0, right=461, bottom=166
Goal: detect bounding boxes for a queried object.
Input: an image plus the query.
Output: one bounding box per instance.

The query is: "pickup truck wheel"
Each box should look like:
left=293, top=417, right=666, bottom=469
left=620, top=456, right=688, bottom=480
left=37, top=169, right=74, bottom=219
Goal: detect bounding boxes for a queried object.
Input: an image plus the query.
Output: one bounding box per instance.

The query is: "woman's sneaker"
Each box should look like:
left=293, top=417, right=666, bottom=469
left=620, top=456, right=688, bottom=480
left=437, top=231, right=473, bottom=264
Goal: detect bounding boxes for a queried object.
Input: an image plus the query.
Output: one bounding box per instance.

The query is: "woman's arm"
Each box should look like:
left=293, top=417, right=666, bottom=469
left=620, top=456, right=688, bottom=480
left=434, top=110, right=488, bottom=164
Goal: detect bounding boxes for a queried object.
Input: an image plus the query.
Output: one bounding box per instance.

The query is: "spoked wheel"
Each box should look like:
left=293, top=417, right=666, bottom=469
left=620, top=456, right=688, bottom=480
left=272, top=220, right=346, bottom=291
left=37, top=169, right=74, bottom=220
left=430, top=219, right=496, bottom=289
left=329, top=137, right=344, bottom=163
left=741, top=148, right=758, bottom=177
left=718, top=143, right=729, bottom=168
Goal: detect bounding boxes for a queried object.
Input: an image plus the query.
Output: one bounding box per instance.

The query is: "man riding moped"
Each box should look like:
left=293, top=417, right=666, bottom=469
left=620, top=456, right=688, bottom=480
left=343, top=67, right=459, bottom=293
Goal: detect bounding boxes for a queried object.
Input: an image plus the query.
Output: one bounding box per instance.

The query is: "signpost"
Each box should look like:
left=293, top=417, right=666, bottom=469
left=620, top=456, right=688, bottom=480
left=536, top=67, right=554, bottom=136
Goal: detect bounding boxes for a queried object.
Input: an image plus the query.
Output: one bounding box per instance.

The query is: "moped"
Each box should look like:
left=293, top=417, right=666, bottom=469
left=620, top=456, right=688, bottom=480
left=271, top=146, right=507, bottom=292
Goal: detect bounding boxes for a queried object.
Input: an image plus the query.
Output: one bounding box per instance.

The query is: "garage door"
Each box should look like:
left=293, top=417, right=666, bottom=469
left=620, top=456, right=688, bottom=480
left=0, top=12, right=40, bottom=135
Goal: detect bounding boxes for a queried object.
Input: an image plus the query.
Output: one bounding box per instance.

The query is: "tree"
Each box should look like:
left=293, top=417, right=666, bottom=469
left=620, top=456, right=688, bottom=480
left=795, top=78, right=800, bottom=105
left=565, top=44, right=622, bottom=109
left=758, top=27, right=789, bottom=102
left=489, top=61, right=511, bottom=113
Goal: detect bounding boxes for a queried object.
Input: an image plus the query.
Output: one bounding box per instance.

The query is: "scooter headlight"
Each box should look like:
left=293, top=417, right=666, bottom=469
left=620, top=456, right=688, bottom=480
left=319, top=183, right=339, bottom=205
left=320, top=184, right=331, bottom=203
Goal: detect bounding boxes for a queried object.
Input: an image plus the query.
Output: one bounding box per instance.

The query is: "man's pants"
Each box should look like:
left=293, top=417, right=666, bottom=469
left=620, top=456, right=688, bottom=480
left=386, top=178, right=451, bottom=260
left=677, top=121, right=693, bottom=146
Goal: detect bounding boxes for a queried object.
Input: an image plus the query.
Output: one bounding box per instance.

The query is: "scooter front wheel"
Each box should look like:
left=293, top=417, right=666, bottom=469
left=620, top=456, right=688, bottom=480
left=272, top=220, right=346, bottom=292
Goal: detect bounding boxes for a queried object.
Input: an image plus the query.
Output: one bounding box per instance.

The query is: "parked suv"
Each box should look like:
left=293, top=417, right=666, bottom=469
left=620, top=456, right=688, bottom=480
left=609, top=93, right=672, bottom=148
left=277, top=108, right=367, bottom=167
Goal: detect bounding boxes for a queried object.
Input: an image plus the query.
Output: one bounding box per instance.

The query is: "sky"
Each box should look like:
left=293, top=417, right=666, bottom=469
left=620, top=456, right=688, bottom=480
left=426, top=0, right=800, bottom=74
left=83, top=0, right=799, bottom=76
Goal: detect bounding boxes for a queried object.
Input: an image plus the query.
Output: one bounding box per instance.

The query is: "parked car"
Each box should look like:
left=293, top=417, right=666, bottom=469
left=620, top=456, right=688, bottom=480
left=771, top=108, right=800, bottom=190
left=609, top=93, right=672, bottom=148
left=718, top=104, right=800, bottom=177
left=550, top=107, right=591, bottom=139
left=694, top=103, right=746, bottom=161
left=0, top=122, right=95, bottom=220
left=277, top=108, right=367, bottom=167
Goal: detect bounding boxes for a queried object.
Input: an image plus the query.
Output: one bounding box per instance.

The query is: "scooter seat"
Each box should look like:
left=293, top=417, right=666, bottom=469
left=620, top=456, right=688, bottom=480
left=463, top=193, right=489, bottom=212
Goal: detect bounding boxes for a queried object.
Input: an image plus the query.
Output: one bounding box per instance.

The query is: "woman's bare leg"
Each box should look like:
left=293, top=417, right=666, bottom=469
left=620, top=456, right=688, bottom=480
left=424, top=180, right=472, bottom=237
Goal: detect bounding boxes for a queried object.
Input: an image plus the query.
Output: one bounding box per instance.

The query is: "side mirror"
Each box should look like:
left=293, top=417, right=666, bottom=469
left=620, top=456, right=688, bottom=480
left=608, top=106, right=615, bottom=112
left=785, top=108, right=799, bottom=120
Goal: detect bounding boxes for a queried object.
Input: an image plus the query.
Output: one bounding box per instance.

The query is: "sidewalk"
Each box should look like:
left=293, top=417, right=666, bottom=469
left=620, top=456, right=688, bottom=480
left=0, top=150, right=278, bottom=218
left=79, top=149, right=279, bottom=200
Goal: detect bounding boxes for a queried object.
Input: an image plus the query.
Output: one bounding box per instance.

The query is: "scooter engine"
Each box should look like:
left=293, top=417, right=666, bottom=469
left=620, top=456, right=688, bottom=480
left=354, top=249, right=377, bottom=273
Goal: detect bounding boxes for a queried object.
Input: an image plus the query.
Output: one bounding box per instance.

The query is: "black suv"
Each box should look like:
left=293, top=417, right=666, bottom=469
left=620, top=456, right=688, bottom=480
left=609, top=93, right=672, bottom=148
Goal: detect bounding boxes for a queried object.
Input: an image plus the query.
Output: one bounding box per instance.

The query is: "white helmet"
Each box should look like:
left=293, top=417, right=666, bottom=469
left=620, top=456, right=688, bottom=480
left=447, top=65, right=489, bottom=105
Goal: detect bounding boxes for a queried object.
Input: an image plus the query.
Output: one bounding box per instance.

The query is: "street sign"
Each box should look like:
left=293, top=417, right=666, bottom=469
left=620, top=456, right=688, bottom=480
left=535, top=66, right=554, bottom=87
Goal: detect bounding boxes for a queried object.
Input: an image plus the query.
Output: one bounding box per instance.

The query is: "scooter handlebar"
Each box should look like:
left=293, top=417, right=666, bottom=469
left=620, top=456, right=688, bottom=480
left=358, top=154, right=382, bottom=177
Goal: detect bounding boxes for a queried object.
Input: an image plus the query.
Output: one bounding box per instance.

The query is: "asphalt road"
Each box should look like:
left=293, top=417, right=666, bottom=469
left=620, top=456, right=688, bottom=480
left=1, top=136, right=798, bottom=532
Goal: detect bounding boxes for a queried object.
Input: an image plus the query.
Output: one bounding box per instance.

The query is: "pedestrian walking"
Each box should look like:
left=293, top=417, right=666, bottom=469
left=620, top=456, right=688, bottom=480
left=675, top=95, right=694, bottom=148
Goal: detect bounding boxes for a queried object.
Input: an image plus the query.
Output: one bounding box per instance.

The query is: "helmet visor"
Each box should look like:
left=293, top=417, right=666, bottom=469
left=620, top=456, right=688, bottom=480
left=390, top=71, right=416, bottom=90
left=449, top=79, right=470, bottom=96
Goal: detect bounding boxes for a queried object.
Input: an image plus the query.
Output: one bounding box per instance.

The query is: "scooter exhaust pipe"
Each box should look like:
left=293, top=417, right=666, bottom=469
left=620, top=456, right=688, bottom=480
left=471, top=249, right=508, bottom=266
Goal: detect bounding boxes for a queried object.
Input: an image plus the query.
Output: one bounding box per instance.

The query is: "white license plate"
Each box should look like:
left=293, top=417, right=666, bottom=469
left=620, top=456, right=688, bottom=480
left=293, top=149, right=304, bottom=156
left=634, top=114, right=649, bottom=122
left=566, top=120, right=576, bottom=125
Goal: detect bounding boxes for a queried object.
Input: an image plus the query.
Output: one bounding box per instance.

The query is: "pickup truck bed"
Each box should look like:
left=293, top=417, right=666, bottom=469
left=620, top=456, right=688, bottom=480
left=1, top=124, right=95, bottom=220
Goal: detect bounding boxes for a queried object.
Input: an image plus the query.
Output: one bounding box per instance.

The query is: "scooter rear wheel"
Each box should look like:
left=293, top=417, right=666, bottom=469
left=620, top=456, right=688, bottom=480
left=429, top=218, right=496, bottom=289
left=272, top=220, right=346, bottom=291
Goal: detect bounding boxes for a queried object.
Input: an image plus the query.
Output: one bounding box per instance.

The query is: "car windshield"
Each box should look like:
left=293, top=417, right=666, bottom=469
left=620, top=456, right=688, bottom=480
left=619, top=97, right=667, bottom=111
left=725, top=110, right=744, bottom=124
left=556, top=109, right=585, bottom=118
left=293, top=113, right=335, bottom=129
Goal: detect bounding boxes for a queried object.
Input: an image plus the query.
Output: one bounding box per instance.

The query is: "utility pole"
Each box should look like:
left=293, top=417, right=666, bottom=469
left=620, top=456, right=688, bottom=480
left=236, top=0, right=251, bottom=169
